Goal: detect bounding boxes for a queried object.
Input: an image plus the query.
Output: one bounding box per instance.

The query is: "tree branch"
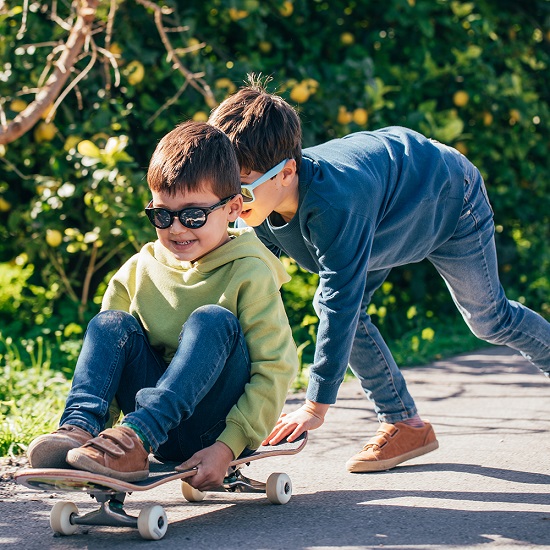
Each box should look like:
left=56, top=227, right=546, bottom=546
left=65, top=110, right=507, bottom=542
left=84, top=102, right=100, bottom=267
left=135, top=0, right=217, bottom=109
left=0, top=0, right=99, bottom=146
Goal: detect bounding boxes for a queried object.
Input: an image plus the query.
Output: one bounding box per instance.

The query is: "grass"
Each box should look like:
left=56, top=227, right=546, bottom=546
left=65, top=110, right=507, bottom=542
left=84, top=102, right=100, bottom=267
left=0, top=320, right=484, bottom=458
left=0, top=334, right=72, bottom=457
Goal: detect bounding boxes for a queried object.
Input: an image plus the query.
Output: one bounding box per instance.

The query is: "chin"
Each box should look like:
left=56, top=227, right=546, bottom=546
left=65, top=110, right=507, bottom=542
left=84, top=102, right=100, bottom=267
left=239, top=211, right=264, bottom=227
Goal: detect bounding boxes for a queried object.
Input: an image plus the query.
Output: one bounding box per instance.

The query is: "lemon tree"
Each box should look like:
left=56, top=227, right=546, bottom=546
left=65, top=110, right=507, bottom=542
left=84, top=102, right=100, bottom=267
left=0, top=0, right=548, bottom=371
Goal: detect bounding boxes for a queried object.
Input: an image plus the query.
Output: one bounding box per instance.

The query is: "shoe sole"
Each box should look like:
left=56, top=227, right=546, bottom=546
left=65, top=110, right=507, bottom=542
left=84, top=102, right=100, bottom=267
left=66, top=450, right=149, bottom=482
left=27, top=437, right=81, bottom=469
left=346, top=439, right=439, bottom=473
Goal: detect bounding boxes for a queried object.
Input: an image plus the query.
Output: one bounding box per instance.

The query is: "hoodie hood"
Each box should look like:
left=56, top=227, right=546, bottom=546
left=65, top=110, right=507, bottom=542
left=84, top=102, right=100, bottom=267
left=151, top=227, right=290, bottom=287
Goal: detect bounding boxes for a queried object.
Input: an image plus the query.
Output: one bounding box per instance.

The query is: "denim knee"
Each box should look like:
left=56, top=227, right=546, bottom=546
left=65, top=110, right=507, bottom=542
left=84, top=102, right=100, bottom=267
left=88, top=310, right=141, bottom=335
left=467, top=301, right=522, bottom=345
left=179, top=305, right=238, bottom=338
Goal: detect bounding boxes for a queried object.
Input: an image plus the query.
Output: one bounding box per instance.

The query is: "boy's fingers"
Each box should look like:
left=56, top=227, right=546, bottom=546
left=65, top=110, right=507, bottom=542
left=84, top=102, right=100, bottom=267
left=176, top=454, right=202, bottom=472
left=176, top=462, right=199, bottom=473
left=268, top=423, right=298, bottom=445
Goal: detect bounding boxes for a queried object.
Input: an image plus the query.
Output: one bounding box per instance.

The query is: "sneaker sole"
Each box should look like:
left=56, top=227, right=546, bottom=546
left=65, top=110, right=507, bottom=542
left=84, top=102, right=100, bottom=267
left=28, top=437, right=81, bottom=469
left=66, top=450, right=149, bottom=482
left=346, top=439, right=439, bottom=473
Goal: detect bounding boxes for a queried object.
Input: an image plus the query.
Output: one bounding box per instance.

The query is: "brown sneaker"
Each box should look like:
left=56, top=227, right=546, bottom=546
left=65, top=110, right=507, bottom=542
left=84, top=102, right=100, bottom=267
left=346, top=421, right=439, bottom=473
left=27, top=425, right=93, bottom=468
left=66, top=426, right=149, bottom=482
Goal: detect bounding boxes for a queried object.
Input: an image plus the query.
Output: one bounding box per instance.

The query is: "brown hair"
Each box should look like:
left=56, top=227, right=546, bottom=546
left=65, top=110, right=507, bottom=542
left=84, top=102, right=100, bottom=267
left=147, top=121, right=240, bottom=198
left=209, top=75, right=302, bottom=173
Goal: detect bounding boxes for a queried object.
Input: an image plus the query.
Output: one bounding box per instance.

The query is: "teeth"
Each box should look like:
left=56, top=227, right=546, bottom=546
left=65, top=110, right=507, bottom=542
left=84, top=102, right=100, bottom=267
left=176, top=241, right=192, bottom=245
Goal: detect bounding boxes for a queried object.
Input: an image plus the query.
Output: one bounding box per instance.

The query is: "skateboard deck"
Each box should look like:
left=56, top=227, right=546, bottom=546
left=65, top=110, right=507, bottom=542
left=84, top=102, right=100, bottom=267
left=15, top=432, right=307, bottom=540
left=15, top=431, right=307, bottom=494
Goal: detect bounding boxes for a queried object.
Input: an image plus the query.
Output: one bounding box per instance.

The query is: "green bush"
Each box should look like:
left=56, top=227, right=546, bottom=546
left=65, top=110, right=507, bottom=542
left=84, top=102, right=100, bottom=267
left=0, top=0, right=548, bottom=364
left=0, top=333, right=72, bottom=456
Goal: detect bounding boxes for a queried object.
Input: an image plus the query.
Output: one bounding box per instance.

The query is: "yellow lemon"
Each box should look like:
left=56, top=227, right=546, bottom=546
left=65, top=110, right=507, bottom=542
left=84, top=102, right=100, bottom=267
left=215, top=78, right=237, bottom=94
left=188, top=37, right=202, bottom=56
left=482, top=111, right=493, bottom=126
left=509, top=109, right=521, bottom=124
left=453, top=90, right=469, bottom=107
left=454, top=141, right=468, bottom=155
left=259, top=41, right=272, bottom=54
left=352, top=108, right=368, bottom=126
left=10, top=99, right=27, bottom=112
left=46, top=229, right=63, bottom=247
left=34, top=121, right=57, bottom=142
left=304, top=78, right=319, bottom=92
left=279, top=1, right=293, bottom=16
left=341, top=32, right=355, bottom=45
left=108, top=42, right=123, bottom=57
left=192, top=111, right=209, bottom=121
left=40, top=103, right=56, bottom=120
left=229, top=8, right=248, bottom=21
left=0, top=197, right=11, bottom=212
left=290, top=83, right=310, bottom=104
left=337, top=106, right=353, bottom=125
left=126, top=60, right=145, bottom=86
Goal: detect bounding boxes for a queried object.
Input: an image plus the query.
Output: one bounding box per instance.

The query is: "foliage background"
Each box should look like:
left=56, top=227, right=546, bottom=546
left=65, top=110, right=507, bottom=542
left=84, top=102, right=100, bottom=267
left=0, top=0, right=549, bottom=452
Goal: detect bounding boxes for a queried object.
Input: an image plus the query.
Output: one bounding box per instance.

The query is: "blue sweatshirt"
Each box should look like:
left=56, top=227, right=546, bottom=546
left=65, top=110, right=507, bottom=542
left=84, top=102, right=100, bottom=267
left=252, top=126, right=468, bottom=404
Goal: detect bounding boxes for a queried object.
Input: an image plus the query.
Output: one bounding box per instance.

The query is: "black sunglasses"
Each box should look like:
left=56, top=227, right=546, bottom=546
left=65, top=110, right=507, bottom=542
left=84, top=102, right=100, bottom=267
left=145, top=194, right=237, bottom=229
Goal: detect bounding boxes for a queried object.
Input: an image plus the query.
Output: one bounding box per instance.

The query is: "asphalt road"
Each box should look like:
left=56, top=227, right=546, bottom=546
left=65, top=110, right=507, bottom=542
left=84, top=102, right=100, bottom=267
left=1, top=346, right=549, bottom=549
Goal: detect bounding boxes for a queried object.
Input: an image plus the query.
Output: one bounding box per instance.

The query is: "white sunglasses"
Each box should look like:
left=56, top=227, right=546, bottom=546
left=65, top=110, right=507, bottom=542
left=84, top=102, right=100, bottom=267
left=240, top=159, right=289, bottom=203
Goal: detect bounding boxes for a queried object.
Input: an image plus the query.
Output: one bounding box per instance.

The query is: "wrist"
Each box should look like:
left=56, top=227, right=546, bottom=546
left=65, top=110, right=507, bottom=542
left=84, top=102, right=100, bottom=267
left=304, top=400, right=330, bottom=420
left=214, top=440, right=236, bottom=461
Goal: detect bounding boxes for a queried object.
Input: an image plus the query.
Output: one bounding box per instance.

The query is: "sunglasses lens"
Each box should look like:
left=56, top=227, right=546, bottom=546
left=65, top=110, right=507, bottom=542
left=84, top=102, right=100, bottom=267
left=148, top=208, right=171, bottom=229
left=241, top=188, right=254, bottom=202
left=179, top=208, right=206, bottom=229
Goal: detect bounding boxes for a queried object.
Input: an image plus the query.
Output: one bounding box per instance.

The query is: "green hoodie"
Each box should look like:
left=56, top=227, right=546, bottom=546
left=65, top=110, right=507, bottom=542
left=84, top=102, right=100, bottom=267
left=101, top=227, right=298, bottom=457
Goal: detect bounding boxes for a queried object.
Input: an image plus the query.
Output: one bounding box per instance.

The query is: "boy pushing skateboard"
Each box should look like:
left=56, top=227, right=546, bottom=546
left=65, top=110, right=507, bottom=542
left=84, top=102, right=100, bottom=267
left=209, top=77, right=550, bottom=473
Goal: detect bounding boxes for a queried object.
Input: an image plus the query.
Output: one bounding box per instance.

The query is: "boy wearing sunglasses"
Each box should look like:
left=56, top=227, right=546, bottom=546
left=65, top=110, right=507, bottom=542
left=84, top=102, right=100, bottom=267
left=27, top=121, right=298, bottom=489
left=209, top=81, right=550, bottom=473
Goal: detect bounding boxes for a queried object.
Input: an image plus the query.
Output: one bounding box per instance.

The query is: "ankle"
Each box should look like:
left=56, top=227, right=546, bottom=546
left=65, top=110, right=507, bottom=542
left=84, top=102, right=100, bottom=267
left=121, top=422, right=151, bottom=452
left=399, top=415, right=425, bottom=428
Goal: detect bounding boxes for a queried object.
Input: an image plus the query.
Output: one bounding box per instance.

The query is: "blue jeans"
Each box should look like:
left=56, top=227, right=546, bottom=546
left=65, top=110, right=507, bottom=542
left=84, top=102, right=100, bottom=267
left=60, top=305, right=251, bottom=461
left=341, top=154, right=550, bottom=423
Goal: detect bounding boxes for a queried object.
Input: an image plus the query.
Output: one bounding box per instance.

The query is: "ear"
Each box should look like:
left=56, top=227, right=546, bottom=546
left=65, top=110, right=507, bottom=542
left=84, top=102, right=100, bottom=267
left=280, top=159, right=297, bottom=187
left=227, top=194, right=243, bottom=222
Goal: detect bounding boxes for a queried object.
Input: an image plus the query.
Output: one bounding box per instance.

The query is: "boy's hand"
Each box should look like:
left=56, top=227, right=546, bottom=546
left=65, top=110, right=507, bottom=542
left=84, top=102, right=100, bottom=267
left=263, top=400, right=329, bottom=445
left=175, top=441, right=234, bottom=491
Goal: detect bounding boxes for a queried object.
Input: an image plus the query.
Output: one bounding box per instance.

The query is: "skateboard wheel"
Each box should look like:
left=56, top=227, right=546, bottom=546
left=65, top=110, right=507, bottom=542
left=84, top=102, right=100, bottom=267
left=266, top=472, right=292, bottom=505
left=137, top=505, right=168, bottom=540
left=181, top=481, right=206, bottom=502
left=50, top=501, right=78, bottom=535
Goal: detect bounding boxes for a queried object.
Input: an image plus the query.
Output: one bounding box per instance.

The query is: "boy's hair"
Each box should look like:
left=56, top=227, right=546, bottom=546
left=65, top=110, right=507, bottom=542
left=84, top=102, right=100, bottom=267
left=147, top=121, right=240, bottom=198
left=209, top=75, right=302, bottom=173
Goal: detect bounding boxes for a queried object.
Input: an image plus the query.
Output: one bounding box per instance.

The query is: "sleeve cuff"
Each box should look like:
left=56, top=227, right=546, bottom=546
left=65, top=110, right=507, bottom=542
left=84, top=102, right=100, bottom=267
left=216, top=422, right=249, bottom=459
left=305, top=376, right=341, bottom=404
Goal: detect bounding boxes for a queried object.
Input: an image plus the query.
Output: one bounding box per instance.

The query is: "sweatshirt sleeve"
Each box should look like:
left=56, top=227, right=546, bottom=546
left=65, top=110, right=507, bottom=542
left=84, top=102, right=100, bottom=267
left=216, top=261, right=298, bottom=457
left=304, top=205, right=375, bottom=404
left=100, top=257, right=136, bottom=313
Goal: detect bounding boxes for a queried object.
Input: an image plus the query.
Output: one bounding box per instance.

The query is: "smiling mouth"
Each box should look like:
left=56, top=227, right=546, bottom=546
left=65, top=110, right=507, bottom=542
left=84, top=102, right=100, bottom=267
left=174, top=240, right=194, bottom=245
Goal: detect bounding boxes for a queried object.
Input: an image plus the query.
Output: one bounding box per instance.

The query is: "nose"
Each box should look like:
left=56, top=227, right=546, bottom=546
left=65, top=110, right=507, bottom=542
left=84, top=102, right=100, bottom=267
left=169, top=216, right=188, bottom=233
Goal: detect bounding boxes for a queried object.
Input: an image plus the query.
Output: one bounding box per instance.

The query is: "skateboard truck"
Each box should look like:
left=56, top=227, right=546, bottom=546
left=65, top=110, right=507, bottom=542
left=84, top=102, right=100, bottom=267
left=17, top=432, right=307, bottom=540
left=70, top=493, right=137, bottom=528
left=49, top=493, right=169, bottom=540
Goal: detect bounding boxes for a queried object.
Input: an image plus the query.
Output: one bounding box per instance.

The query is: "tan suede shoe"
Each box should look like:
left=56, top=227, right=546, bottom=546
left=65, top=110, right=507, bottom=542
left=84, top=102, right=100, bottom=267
left=66, top=426, right=149, bottom=481
left=346, top=421, right=439, bottom=472
left=27, top=425, right=93, bottom=468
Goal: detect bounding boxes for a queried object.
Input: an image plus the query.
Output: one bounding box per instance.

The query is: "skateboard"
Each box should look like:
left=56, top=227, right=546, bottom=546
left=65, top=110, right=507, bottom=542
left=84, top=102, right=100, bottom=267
left=15, top=432, right=307, bottom=540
